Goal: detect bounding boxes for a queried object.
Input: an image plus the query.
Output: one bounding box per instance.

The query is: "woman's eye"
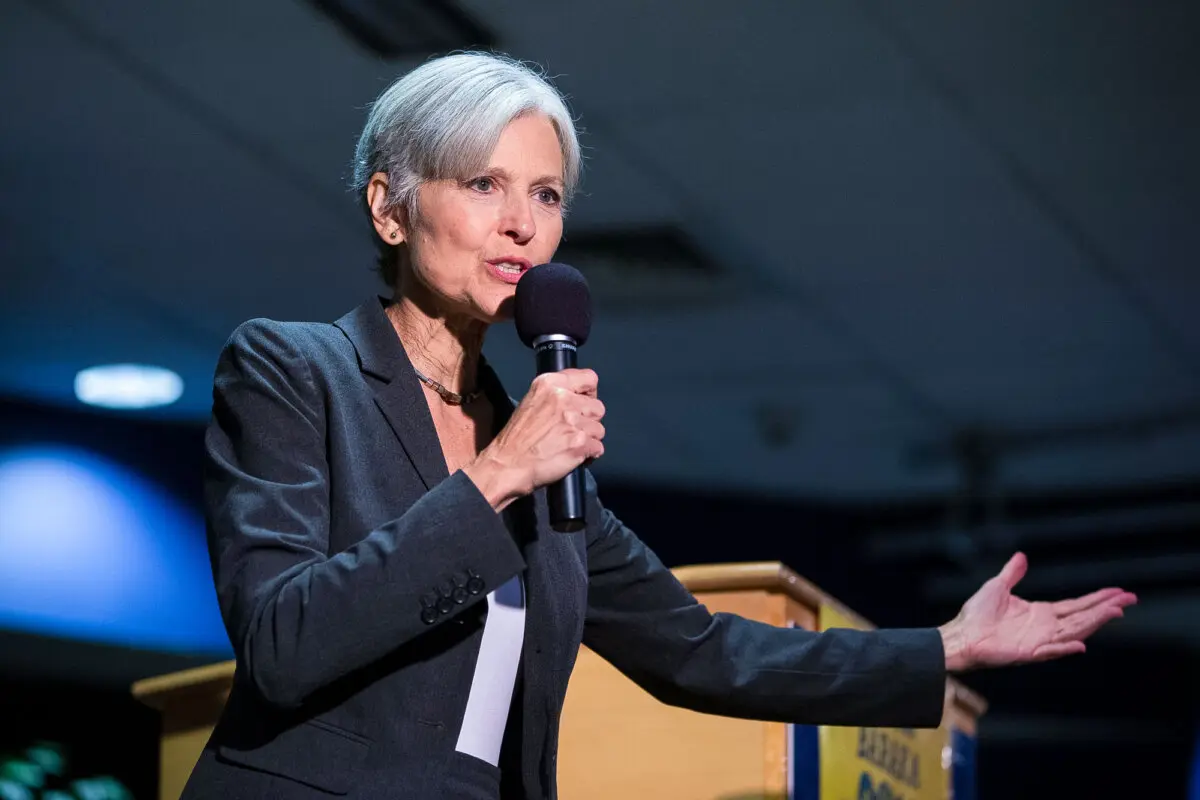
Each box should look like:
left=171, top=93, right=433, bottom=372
left=470, top=177, right=494, bottom=192
left=537, top=188, right=561, bottom=205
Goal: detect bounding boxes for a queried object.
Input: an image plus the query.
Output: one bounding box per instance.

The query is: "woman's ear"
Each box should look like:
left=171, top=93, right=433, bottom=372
left=366, top=172, right=406, bottom=244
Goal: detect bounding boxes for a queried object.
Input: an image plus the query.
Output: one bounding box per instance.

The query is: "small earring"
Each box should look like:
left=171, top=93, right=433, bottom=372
left=390, top=231, right=399, bottom=239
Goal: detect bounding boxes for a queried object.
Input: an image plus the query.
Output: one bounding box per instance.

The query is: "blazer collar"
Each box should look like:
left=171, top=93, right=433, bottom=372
left=333, top=295, right=408, bottom=382
left=333, top=296, right=517, bottom=489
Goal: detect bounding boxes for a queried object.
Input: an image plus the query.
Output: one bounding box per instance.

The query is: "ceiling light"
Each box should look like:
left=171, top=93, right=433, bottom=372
left=74, top=364, right=183, bottom=410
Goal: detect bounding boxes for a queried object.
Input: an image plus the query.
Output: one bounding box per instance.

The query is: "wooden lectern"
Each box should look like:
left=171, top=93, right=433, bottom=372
left=132, top=661, right=234, bottom=800
left=133, top=561, right=984, bottom=800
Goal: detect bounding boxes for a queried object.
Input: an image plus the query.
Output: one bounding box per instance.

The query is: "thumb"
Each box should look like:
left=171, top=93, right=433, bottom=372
left=997, top=551, right=1028, bottom=590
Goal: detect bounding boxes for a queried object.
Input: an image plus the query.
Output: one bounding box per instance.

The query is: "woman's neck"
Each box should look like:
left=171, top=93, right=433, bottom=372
left=386, top=290, right=487, bottom=395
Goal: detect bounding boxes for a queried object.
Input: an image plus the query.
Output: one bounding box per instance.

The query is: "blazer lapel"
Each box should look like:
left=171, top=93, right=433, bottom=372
left=509, top=491, right=553, bottom=791
left=334, top=297, right=448, bottom=490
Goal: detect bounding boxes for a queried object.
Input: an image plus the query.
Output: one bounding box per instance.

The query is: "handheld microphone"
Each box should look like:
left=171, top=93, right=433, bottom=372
left=513, top=262, right=593, bottom=533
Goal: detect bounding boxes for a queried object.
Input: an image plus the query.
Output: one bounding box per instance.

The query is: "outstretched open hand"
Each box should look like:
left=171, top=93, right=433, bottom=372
left=939, top=552, right=1137, bottom=672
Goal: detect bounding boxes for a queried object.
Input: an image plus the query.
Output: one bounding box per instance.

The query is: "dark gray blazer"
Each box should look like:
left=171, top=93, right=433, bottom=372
left=180, top=296, right=947, bottom=800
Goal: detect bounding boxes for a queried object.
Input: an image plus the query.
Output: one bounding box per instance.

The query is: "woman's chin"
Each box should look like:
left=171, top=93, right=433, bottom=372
left=474, top=287, right=517, bottom=323
left=489, top=295, right=516, bottom=322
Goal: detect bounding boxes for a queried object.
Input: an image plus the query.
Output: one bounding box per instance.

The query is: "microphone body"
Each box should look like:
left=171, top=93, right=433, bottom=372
left=513, top=261, right=594, bottom=534
left=534, top=334, right=586, bottom=532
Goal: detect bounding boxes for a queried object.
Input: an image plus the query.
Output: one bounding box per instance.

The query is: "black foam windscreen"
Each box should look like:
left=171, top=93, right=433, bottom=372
left=513, top=262, right=593, bottom=348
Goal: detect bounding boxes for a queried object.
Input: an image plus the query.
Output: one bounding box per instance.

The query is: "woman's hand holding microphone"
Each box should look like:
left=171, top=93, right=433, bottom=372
left=464, top=369, right=605, bottom=512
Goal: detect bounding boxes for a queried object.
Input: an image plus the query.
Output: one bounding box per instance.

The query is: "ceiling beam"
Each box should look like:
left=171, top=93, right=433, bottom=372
left=867, top=502, right=1200, bottom=561
left=924, top=553, right=1200, bottom=602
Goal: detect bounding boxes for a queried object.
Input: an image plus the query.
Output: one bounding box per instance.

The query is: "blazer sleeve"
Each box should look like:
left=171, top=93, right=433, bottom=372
left=580, top=480, right=947, bottom=729
left=204, top=319, right=526, bottom=710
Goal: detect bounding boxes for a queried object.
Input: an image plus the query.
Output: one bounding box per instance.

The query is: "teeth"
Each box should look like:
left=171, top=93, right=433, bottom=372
left=494, top=264, right=521, bottom=273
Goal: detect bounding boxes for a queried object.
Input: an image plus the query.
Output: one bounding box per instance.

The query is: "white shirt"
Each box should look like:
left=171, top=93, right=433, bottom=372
left=454, top=574, right=526, bottom=766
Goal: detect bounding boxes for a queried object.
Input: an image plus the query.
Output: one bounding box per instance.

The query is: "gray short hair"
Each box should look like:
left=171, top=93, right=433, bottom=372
left=352, top=52, right=582, bottom=285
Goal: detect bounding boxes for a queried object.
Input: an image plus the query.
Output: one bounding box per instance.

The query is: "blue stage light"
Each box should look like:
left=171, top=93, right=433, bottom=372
left=0, top=446, right=230, bottom=655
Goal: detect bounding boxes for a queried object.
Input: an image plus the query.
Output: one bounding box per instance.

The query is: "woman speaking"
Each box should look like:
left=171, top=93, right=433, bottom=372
left=181, top=52, right=1135, bottom=800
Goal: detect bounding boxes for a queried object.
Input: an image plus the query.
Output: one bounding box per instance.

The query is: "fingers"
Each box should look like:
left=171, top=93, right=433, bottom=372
left=539, top=372, right=604, bottom=421
left=1031, top=641, right=1086, bottom=662
left=1002, top=590, right=1136, bottom=668
left=570, top=418, right=605, bottom=461
left=1061, top=602, right=1126, bottom=641
left=568, top=427, right=605, bottom=459
left=997, top=551, right=1028, bottom=590
left=563, top=406, right=605, bottom=432
left=576, top=396, right=605, bottom=420
left=561, top=406, right=605, bottom=461
left=574, top=417, right=605, bottom=442
left=492, top=369, right=607, bottom=496
left=1052, top=587, right=1128, bottom=617
left=543, top=368, right=598, bottom=396
left=531, top=371, right=602, bottom=408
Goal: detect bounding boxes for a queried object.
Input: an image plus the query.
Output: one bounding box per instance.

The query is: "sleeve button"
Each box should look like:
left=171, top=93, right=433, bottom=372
left=452, top=587, right=468, bottom=604
left=420, top=607, right=439, bottom=625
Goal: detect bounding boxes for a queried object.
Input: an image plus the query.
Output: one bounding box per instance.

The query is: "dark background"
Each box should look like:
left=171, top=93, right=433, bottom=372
left=2, top=0, right=1199, bottom=798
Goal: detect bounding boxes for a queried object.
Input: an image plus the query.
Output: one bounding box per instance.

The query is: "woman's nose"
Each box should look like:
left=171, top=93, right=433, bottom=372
left=501, top=199, right=536, bottom=244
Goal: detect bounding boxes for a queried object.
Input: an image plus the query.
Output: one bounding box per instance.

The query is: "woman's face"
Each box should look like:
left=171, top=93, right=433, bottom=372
left=399, top=113, right=565, bottom=322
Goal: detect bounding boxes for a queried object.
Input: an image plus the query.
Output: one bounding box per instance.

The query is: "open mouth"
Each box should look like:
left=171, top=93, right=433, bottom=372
left=485, top=258, right=531, bottom=284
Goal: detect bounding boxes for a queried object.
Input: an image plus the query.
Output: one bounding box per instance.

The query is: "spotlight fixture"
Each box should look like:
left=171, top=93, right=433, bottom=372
left=74, top=364, right=183, bottom=410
